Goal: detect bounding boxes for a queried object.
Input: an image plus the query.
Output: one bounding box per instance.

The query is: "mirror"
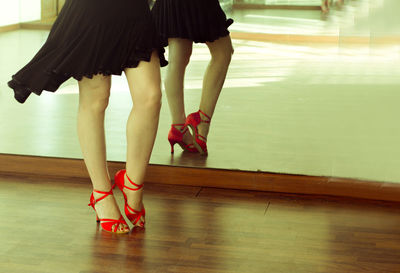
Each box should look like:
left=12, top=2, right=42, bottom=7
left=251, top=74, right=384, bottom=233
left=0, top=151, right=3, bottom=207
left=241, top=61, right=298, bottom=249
left=0, top=0, right=399, bottom=184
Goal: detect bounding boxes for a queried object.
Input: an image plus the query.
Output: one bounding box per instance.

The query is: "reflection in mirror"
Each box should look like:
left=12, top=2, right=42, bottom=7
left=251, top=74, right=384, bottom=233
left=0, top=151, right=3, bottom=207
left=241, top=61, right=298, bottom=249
left=0, top=0, right=399, bottom=184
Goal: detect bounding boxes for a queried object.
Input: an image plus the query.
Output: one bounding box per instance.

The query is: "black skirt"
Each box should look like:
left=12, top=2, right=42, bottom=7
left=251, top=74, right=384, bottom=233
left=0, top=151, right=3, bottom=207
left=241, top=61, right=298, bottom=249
left=151, top=0, right=233, bottom=46
left=8, top=0, right=168, bottom=104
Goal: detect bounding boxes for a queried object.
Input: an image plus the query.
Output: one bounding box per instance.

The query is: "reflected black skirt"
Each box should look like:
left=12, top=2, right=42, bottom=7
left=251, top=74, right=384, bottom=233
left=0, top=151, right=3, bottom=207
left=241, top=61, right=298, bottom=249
left=151, top=0, right=233, bottom=46
left=8, top=0, right=167, bottom=104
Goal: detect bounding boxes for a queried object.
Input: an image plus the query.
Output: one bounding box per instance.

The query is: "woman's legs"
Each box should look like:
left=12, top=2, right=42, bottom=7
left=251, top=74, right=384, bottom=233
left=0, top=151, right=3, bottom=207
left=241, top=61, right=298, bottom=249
left=164, top=38, right=194, bottom=144
left=123, top=51, right=162, bottom=226
left=198, top=35, right=233, bottom=139
left=77, top=74, right=128, bottom=232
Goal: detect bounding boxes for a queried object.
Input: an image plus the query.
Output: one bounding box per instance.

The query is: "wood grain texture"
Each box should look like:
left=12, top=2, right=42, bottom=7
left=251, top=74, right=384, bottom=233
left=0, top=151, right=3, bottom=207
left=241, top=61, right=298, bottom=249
left=0, top=175, right=400, bottom=273
left=1, top=154, right=400, bottom=203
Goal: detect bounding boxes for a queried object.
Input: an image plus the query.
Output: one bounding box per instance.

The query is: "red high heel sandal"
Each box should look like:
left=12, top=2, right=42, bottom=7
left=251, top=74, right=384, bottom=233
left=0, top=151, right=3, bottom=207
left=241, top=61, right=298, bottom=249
left=88, top=186, right=129, bottom=234
left=185, top=110, right=211, bottom=155
left=115, top=170, right=146, bottom=227
left=168, top=124, right=199, bottom=154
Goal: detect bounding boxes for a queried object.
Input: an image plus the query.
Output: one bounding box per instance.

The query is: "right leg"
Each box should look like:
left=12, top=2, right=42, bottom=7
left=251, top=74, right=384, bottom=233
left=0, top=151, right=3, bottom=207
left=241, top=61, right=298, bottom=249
left=119, top=51, right=163, bottom=227
left=78, top=74, right=128, bottom=233
left=184, top=35, right=233, bottom=155
left=195, top=35, right=233, bottom=141
left=164, top=38, right=194, bottom=145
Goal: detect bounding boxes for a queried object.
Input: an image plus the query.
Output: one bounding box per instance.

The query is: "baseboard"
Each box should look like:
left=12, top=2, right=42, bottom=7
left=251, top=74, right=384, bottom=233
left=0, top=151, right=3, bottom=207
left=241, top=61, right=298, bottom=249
left=1, top=154, right=399, bottom=203
left=233, top=4, right=321, bottom=10
left=20, top=21, right=54, bottom=30
left=0, top=24, right=20, bottom=33
left=231, top=32, right=400, bottom=45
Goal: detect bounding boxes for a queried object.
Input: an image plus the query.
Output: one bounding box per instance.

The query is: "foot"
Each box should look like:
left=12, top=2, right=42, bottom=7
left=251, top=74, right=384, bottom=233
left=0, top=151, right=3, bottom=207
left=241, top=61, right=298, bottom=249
left=175, top=124, right=195, bottom=147
left=92, top=191, right=130, bottom=233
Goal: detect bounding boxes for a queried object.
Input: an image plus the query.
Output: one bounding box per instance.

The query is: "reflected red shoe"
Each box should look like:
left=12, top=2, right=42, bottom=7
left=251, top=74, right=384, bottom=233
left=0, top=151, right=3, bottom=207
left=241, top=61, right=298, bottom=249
left=88, top=186, right=129, bottom=234
left=114, top=170, right=145, bottom=228
left=185, top=110, right=211, bottom=155
left=168, top=124, right=199, bottom=154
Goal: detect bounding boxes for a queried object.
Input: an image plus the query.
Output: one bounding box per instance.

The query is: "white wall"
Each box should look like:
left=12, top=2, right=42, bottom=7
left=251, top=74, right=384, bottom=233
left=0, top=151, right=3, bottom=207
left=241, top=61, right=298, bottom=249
left=20, top=0, right=41, bottom=23
left=0, top=0, right=20, bottom=26
left=0, top=0, right=41, bottom=27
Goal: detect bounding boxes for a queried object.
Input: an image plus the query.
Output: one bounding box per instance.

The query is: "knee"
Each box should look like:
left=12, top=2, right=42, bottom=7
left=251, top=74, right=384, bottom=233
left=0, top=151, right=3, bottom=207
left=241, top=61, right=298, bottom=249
left=79, top=81, right=111, bottom=112
left=136, top=86, right=162, bottom=113
left=169, top=56, right=191, bottom=71
left=169, top=49, right=192, bottom=69
left=211, top=46, right=233, bottom=66
left=181, top=51, right=192, bottom=67
left=89, top=95, right=110, bottom=113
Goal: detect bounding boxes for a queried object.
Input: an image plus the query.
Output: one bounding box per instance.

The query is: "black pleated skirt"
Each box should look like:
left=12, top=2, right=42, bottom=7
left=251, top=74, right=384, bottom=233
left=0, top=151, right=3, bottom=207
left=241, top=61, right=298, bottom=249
left=151, top=0, right=233, bottom=46
left=8, top=0, right=168, bottom=104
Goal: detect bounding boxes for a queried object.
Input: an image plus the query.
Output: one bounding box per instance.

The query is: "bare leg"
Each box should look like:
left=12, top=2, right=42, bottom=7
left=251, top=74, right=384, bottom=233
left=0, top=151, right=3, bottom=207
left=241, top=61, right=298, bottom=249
left=165, top=38, right=192, bottom=124
left=123, top=51, right=162, bottom=226
left=321, top=0, right=330, bottom=13
left=77, top=74, right=128, bottom=232
left=198, top=35, right=233, bottom=139
left=164, top=38, right=194, bottom=143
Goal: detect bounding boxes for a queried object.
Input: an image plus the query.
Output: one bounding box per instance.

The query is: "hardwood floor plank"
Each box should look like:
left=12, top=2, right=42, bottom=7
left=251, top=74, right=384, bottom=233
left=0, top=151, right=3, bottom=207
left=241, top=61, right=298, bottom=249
left=2, top=175, right=400, bottom=273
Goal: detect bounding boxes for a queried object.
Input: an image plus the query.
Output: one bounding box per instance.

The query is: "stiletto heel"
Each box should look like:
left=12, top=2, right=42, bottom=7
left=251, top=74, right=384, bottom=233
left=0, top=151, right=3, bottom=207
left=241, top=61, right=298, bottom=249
left=168, top=124, right=198, bottom=154
left=115, top=170, right=146, bottom=227
left=169, top=139, right=176, bottom=154
left=88, top=186, right=129, bottom=234
left=185, top=110, right=211, bottom=155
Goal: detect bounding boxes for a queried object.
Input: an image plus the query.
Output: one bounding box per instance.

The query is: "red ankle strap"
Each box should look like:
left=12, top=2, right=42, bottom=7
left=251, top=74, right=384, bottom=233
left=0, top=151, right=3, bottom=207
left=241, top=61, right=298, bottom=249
left=196, top=133, right=207, bottom=141
left=124, top=173, right=144, bottom=191
left=171, top=124, right=189, bottom=134
left=90, top=184, right=115, bottom=205
left=198, top=110, right=211, bottom=123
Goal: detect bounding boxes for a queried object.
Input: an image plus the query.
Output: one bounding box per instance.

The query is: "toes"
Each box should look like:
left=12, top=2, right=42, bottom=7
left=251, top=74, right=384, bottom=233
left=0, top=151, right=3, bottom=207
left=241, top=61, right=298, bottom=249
left=122, top=224, right=130, bottom=233
left=121, top=223, right=130, bottom=232
left=138, top=217, right=145, bottom=228
left=112, top=223, right=129, bottom=233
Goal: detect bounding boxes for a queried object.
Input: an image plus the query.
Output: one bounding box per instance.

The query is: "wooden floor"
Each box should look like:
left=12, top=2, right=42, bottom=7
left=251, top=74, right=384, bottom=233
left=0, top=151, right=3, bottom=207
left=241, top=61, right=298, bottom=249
left=1, top=174, right=400, bottom=273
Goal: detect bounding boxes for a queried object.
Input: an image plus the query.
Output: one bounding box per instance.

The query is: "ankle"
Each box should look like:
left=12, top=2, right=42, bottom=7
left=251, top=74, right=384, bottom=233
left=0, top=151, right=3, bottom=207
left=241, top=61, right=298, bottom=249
left=92, top=184, right=112, bottom=194
left=172, top=114, right=187, bottom=126
left=198, top=110, right=211, bottom=123
left=197, top=123, right=210, bottom=139
left=124, top=172, right=144, bottom=189
left=172, top=123, right=185, bottom=130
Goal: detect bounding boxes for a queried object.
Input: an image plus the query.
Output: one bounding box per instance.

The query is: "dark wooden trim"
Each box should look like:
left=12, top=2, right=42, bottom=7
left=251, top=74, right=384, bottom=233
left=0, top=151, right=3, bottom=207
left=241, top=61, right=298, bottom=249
left=0, top=24, right=20, bottom=33
left=1, top=153, right=400, bottom=202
